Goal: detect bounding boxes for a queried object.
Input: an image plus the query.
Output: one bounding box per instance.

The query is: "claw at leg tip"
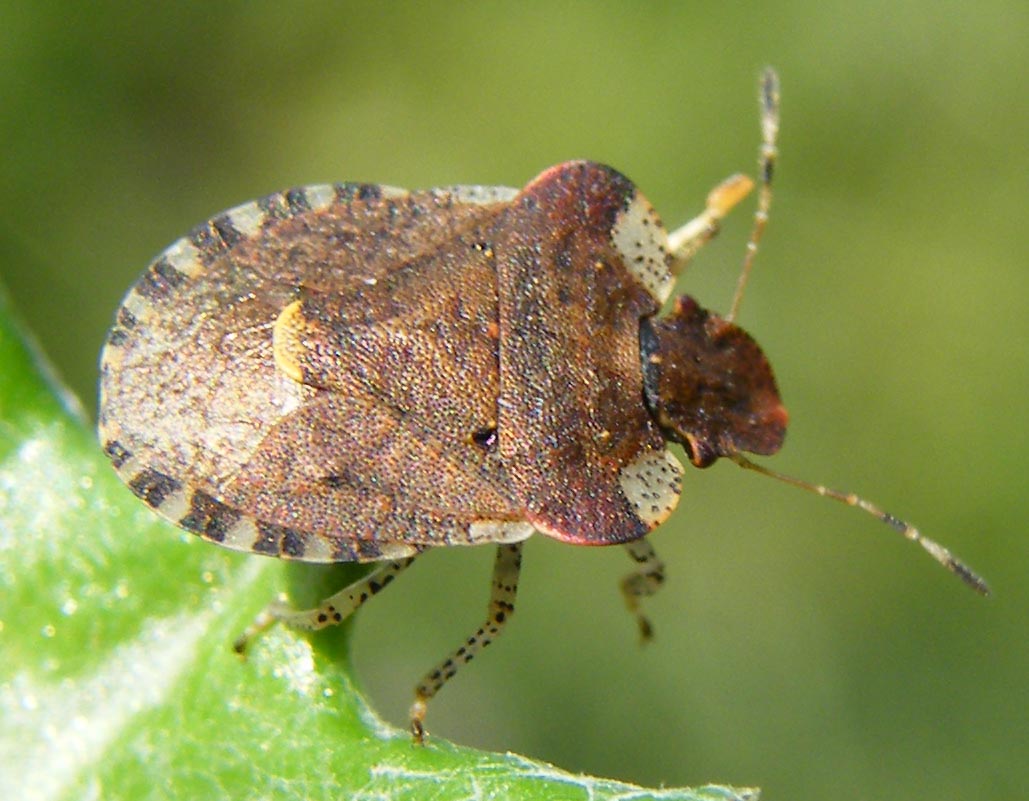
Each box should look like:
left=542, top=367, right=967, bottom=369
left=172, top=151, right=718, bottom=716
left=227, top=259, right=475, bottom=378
left=409, top=697, right=428, bottom=745
left=638, top=616, right=654, bottom=645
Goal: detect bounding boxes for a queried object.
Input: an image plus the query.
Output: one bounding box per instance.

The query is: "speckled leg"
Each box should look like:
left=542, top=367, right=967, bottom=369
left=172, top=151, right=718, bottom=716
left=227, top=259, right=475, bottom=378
left=666, top=174, right=754, bottom=272
left=621, top=537, right=665, bottom=643
left=409, top=542, right=523, bottom=743
left=233, top=556, right=417, bottom=653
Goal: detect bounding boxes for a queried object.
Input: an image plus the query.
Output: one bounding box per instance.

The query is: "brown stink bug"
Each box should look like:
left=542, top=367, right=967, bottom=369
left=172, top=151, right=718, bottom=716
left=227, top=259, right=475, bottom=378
left=98, top=69, right=987, bottom=742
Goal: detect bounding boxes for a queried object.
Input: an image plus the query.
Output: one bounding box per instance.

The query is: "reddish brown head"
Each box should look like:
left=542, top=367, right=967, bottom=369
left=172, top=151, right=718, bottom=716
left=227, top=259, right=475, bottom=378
left=641, top=295, right=788, bottom=468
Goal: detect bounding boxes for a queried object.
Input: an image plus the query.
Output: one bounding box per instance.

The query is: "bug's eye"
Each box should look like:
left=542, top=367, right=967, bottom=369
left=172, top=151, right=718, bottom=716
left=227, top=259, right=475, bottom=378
left=682, top=434, right=719, bottom=469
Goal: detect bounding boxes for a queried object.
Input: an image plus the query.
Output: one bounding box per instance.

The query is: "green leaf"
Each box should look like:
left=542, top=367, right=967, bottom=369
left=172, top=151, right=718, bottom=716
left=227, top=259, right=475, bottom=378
left=0, top=282, right=757, bottom=801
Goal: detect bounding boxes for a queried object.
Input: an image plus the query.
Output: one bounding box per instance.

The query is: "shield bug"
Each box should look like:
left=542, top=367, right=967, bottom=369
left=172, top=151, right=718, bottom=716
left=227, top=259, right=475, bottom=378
left=98, top=68, right=988, bottom=742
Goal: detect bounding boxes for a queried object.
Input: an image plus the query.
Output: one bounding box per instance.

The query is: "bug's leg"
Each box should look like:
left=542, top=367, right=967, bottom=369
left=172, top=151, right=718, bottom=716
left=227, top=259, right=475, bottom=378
left=409, top=542, right=523, bottom=744
left=233, top=556, right=417, bottom=653
left=667, top=173, right=754, bottom=273
left=621, top=537, right=665, bottom=643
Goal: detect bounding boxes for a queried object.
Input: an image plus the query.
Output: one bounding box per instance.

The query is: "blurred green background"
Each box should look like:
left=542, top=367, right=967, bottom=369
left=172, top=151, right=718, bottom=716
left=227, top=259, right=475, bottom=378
left=2, top=2, right=1025, bottom=799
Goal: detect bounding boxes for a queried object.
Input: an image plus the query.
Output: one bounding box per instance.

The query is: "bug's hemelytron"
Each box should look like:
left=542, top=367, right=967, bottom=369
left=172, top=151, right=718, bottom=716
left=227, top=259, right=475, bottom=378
left=98, top=69, right=987, bottom=742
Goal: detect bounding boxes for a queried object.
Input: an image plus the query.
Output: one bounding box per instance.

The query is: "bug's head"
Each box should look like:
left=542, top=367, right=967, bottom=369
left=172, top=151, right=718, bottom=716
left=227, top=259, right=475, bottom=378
left=640, top=295, right=788, bottom=468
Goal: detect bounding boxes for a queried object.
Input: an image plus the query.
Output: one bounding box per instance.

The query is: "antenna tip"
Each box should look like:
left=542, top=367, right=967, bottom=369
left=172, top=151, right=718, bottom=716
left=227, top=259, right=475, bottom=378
left=760, top=69, right=781, bottom=114
left=919, top=538, right=991, bottom=596
left=951, top=561, right=992, bottom=597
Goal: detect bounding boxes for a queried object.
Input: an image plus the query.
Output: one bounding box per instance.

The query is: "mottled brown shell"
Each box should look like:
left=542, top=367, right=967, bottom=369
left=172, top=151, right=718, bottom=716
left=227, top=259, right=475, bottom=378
left=98, top=163, right=685, bottom=562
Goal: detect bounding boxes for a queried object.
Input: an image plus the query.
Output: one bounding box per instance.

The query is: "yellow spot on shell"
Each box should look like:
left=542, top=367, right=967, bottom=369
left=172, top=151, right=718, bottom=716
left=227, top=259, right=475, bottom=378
left=273, top=300, right=307, bottom=383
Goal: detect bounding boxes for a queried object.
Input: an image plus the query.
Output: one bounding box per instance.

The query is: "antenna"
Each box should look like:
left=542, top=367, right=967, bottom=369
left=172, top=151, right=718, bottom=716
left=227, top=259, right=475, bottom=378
left=729, top=453, right=990, bottom=595
left=727, top=67, right=780, bottom=323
